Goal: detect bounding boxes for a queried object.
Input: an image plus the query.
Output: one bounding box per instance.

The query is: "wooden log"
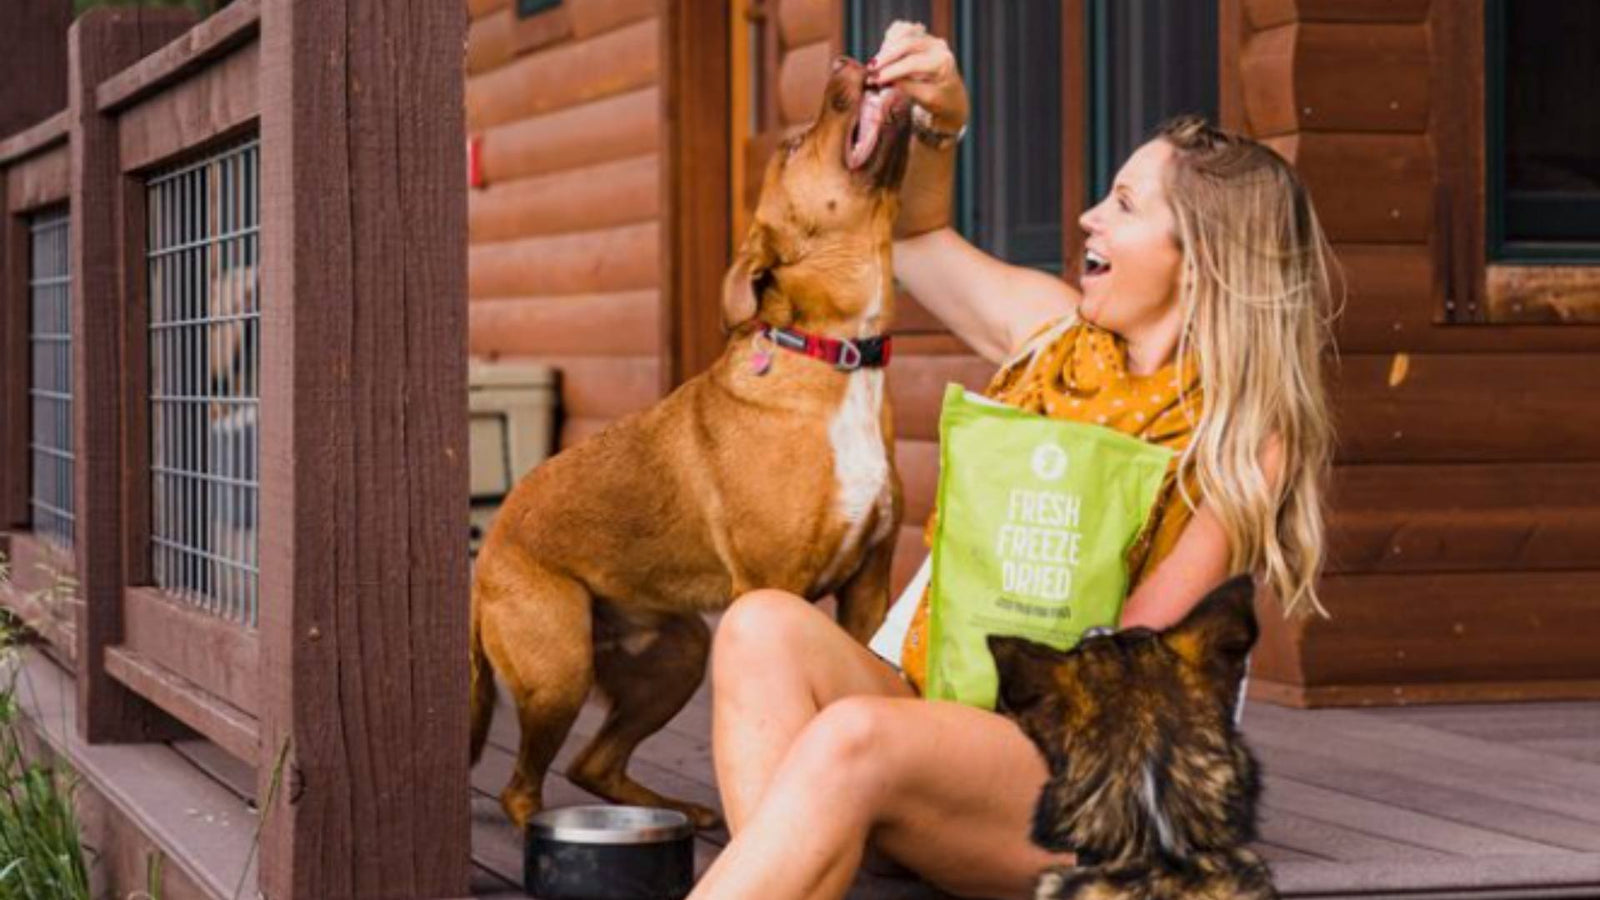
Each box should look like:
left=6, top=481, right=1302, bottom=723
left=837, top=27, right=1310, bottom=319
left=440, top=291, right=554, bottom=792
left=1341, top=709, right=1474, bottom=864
left=548, top=355, right=662, bottom=420
left=890, top=524, right=927, bottom=599
left=894, top=438, right=938, bottom=527
left=1332, top=352, right=1600, bottom=463
left=465, top=17, right=657, bottom=132
left=1298, top=570, right=1600, bottom=690
left=890, top=290, right=950, bottom=335
left=468, top=0, right=509, bottom=21
left=1329, top=243, right=1600, bottom=354
left=1241, top=23, right=1429, bottom=137
left=69, top=6, right=196, bottom=745
left=469, top=152, right=658, bottom=243
left=567, top=0, right=658, bottom=40
left=469, top=220, right=659, bottom=299
left=257, top=0, right=471, bottom=893
left=116, top=39, right=258, bottom=173
left=888, top=353, right=997, bottom=441
left=94, top=0, right=259, bottom=113
left=5, top=142, right=69, bottom=212
left=1328, top=506, right=1600, bottom=575
left=465, top=7, right=515, bottom=75
left=1486, top=265, right=1600, bottom=325
left=479, top=86, right=660, bottom=184
left=1265, top=133, right=1432, bottom=243
left=1245, top=0, right=1430, bottom=29
left=779, top=0, right=834, bottom=48
left=1332, top=462, right=1600, bottom=511
left=778, top=39, right=831, bottom=126
left=468, top=290, right=661, bottom=358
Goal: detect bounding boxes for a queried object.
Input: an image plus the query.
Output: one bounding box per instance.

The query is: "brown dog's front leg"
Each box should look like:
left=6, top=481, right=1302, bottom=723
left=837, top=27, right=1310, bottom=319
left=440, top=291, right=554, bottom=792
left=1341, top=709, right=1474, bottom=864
left=835, top=530, right=895, bottom=644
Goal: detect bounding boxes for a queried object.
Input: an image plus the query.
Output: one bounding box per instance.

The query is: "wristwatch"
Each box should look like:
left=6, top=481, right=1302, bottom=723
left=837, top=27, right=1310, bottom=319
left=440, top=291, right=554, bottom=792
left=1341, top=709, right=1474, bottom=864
left=912, top=104, right=967, bottom=150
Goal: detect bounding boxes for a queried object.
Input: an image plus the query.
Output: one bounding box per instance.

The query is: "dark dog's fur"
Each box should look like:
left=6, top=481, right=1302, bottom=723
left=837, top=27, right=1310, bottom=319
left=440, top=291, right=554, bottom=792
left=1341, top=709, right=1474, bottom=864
left=989, top=576, right=1278, bottom=900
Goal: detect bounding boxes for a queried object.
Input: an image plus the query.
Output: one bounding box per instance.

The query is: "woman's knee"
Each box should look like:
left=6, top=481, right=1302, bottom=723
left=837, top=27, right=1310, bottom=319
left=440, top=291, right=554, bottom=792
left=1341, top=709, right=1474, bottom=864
left=787, top=697, right=902, bottom=800
left=712, top=589, right=814, bottom=687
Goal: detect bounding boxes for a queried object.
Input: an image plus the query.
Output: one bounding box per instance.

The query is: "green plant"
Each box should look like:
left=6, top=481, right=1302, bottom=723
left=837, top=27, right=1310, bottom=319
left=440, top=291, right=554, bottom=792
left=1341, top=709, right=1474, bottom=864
left=0, top=631, right=92, bottom=899
left=0, top=556, right=92, bottom=900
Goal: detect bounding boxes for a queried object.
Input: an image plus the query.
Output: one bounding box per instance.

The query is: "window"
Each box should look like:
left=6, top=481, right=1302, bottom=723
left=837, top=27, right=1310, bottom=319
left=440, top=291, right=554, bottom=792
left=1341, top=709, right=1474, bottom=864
left=27, top=208, right=72, bottom=550
left=516, top=0, right=561, bottom=19
left=1486, top=0, right=1600, bottom=263
left=1086, top=0, right=1218, bottom=201
left=145, top=138, right=260, bottom=625
left=847, top=1, right=1062, bottom=269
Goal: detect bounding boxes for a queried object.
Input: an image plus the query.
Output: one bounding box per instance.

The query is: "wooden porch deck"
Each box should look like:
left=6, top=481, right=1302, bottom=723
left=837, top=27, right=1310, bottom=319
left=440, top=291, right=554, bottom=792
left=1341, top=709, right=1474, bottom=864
left=470, top=681, right=1600, bottom=899
left=13, top=646, right=1600, bottom=898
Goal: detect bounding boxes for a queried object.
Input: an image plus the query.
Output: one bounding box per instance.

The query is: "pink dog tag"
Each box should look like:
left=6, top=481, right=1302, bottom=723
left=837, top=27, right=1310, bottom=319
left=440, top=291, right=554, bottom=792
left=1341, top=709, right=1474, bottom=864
left=750, top=350, right=773, bottom=376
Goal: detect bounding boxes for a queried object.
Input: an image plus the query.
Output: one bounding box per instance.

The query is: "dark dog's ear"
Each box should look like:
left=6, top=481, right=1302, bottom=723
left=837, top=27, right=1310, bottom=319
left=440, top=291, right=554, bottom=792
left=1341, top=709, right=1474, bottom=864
left=1161, top=574, right=1259, bottom=679
left=721, top=224, right=777, bottom=332
left=988, top=634, right=1068, bottom=717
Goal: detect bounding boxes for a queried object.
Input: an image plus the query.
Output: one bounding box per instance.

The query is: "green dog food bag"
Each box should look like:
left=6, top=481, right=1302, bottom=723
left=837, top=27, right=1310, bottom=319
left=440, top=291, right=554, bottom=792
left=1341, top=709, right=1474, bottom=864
left=926, top=384, right=1174, bottom=709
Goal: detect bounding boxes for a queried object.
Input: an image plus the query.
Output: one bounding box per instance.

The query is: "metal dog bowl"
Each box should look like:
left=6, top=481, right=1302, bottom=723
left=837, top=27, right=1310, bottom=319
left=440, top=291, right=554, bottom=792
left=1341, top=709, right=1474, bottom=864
left=526, top=805, right=695, bottom=900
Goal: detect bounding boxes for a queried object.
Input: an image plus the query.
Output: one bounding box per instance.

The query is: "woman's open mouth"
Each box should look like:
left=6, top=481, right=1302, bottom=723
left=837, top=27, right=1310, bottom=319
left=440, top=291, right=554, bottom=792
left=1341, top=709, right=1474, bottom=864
left=1084, top=248, right=1112, bottom=279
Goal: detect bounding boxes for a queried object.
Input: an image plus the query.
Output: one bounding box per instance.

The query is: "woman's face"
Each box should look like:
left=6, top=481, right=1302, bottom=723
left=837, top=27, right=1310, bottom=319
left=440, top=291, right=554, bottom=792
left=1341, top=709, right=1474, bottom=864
left=1076, top=139, right=1184, bottom=338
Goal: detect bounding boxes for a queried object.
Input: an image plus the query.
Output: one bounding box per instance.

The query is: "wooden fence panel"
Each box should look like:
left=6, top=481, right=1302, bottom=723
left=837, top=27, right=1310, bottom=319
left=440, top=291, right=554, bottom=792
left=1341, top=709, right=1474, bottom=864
left=258, top=0, right=470, bottom=895
left=69, top=7, right=196, bottom=745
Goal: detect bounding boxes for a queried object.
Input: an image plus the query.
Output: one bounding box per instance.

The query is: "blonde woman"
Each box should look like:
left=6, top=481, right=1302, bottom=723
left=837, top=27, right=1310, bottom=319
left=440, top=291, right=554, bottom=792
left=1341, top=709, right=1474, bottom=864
left=689, top=21, right=1336, bottom=900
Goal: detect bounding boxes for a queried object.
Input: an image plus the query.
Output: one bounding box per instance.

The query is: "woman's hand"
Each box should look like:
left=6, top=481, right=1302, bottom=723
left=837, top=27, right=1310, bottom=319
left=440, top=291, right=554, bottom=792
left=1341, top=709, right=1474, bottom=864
left=869, top=21, right=969, bottom=131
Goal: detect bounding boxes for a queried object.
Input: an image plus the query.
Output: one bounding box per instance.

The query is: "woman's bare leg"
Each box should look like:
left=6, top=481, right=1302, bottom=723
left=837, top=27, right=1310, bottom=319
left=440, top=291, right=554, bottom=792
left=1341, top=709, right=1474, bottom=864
left=699, top=593, right=1073, bottom=900
left=709, top=589, right=912, bottom=830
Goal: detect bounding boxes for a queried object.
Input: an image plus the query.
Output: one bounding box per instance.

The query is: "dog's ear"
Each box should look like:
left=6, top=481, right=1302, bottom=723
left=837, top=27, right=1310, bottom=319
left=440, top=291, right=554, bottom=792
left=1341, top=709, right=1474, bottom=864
left=1162, top=574, right=1259, bottom=679
left=988, top=634, right=1069, bottom=717
left=721, top=224, right=777, bottom=332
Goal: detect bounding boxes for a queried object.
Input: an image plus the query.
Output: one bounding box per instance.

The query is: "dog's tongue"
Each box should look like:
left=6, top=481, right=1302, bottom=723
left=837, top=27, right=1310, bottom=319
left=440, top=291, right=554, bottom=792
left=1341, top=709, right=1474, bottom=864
left=847, top=87, right=898, bottom=170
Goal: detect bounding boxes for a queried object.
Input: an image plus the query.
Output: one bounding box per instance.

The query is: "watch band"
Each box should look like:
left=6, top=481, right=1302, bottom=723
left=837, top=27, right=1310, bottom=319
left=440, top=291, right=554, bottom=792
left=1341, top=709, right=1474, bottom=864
left=911, top=104, right=967, bottom=150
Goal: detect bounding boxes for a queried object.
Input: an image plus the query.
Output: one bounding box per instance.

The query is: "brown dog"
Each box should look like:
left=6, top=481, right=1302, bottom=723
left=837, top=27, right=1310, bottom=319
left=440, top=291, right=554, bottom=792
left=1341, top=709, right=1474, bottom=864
left=470, top=58, right=911, bottom=830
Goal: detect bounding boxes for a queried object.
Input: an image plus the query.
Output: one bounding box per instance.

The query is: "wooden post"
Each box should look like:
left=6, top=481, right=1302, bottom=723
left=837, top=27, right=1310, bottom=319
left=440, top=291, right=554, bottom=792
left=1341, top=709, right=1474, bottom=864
left=661, top=0, right=732, bottom=386
left=256, top=0, right=470, bottom=896
left=1, top=187, right=27, bottom=532
left=67, top=7, right=195, bottom=743
left=0, top=0, right=71, bottom=138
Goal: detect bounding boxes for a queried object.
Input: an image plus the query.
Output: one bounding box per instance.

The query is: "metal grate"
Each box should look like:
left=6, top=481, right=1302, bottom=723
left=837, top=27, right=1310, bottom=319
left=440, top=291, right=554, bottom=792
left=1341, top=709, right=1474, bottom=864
left=146, top=138, right=260, bottom=626
left=28, top=209, right=73, bottom=550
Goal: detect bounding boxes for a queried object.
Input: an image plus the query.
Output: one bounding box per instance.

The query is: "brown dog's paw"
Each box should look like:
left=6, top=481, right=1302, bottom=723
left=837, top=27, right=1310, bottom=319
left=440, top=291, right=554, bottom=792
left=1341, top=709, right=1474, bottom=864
left=674, top=800, right=723, bottom=832
left=500, top=786, right=540, bottom=831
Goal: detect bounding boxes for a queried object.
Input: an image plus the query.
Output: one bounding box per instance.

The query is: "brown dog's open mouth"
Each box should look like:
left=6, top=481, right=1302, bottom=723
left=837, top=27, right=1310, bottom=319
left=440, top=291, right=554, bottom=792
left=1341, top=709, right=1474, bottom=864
left=846, top=85, right=910, bottom=180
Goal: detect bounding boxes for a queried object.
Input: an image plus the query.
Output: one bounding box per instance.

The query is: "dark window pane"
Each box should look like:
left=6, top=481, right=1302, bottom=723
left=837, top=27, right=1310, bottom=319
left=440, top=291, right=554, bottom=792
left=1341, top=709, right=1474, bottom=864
left=1088, top=0, right=1218, bottom=200
left=960, top=0, right=1062, bottom=268
left=846, top=0, right=933, bottom=59
left=1491, top=0, right=1600, bottom=258
left=516, top=0, right=560, bottom=20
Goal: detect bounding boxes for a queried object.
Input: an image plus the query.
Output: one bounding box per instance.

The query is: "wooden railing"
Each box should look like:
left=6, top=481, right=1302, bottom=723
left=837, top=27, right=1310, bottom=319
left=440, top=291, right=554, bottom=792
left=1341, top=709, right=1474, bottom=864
left=0, top=3, right=470, bottom=897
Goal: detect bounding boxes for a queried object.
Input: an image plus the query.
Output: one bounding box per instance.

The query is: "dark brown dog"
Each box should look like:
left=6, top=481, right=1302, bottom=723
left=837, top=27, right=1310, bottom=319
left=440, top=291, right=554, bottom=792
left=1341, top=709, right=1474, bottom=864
left=470, top=58, right=911, bottom=830
left=990, top=576, right=1278, bottom=900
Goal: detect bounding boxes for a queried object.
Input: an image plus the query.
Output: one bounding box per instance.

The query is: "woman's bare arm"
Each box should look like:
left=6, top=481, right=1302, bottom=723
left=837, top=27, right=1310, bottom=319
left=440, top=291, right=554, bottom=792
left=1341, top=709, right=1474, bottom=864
left=894, top=228, right=1080, bottom=364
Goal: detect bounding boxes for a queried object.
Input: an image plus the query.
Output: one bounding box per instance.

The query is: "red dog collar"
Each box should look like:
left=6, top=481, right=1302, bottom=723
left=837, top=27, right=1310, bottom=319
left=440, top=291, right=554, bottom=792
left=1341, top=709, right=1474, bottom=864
left=760, top=325, right=893, bottom=371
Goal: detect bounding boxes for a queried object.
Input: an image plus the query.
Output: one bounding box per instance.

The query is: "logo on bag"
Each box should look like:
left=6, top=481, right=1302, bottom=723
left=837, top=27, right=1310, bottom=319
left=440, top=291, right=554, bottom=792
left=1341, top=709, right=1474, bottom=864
left=1030, top=442, right=1069, bottom=481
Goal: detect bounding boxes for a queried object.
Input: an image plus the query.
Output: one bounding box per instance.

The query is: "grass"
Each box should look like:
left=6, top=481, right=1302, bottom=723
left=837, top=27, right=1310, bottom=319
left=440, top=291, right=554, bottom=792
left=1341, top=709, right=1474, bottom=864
left=0, top=602, right=92, bottom=900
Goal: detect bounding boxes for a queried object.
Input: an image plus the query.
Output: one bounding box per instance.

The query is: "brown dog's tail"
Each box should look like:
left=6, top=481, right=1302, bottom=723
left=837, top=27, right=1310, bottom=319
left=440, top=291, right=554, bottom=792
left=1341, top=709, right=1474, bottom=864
left=469, top=599, right=495, bottom=765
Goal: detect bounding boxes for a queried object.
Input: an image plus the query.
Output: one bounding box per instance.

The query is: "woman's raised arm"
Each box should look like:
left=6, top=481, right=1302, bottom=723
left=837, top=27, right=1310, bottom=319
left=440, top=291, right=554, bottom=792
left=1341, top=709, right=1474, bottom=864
left=895, top=228, right=1079, bottom=365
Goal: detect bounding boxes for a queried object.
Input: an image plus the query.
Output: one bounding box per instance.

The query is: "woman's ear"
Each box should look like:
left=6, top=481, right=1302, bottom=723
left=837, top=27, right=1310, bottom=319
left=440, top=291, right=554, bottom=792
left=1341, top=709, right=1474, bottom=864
left=722, top=224, right=777, bottom=332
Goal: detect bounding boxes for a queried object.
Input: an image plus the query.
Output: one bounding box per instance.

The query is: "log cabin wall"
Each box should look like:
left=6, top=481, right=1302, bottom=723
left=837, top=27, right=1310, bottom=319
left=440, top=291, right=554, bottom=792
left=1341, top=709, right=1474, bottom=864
left=1228, top=0, right=1600, bottom=706
left=465, top=0, right=664, bottom=450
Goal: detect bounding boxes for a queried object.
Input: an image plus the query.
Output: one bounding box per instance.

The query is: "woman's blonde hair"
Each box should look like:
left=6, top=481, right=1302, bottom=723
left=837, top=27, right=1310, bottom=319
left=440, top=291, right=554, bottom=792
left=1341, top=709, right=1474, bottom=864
left=1158, top=115, right=1338, bottom=618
